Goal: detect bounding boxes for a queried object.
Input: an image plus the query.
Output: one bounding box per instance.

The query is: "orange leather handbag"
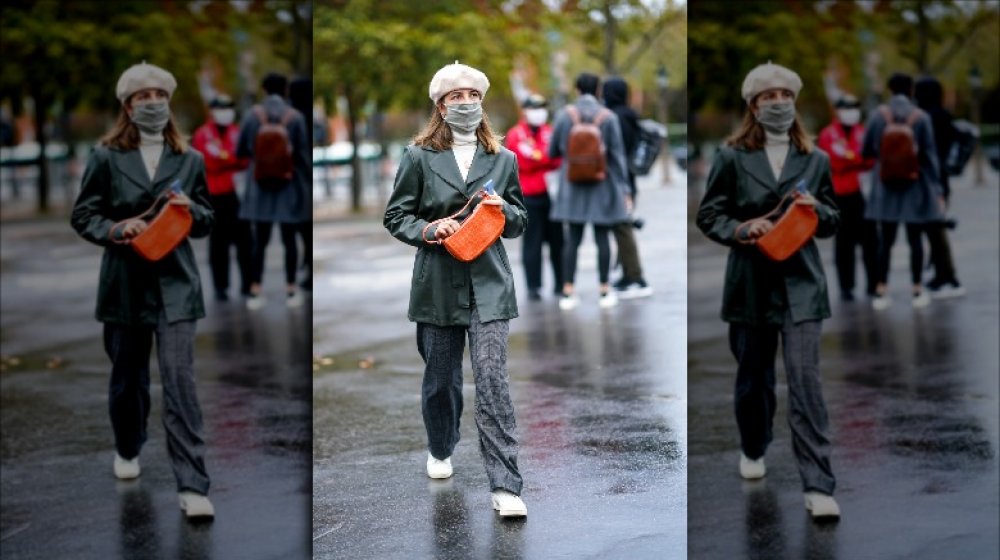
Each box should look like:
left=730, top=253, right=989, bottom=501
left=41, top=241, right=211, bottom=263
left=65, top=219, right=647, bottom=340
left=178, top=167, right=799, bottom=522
left=736, top=183, right=818, bottom=262
left=422, top=180, right=506, bottom=263
left=111, top=181, right=193, bottom=262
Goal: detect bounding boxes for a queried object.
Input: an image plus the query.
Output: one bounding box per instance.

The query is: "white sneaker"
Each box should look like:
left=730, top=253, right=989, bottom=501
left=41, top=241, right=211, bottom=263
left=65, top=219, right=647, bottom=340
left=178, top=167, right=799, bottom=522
left=178, top=491, right=215, bottom=519
left=113, top=454, right=140, bottom=480
left=426, top=453, right=453, bottom=479
left=286, top=291, right=304, bottom=308
left=739, top=453, right=766, bottom=479
left=558, top=294, right=580, bottom=311
left=598, top=291, right=618, bottom=308
left=928, top=281, right=965, bottom=299
left=491, top=490, right=527, bottom=517
left=871, top=294, right=892, bottom=311
left=246, top=294, right=266, bottom=311
left=804, top=492, right=840, bottom=519
left=911, top=291, right=931, bottom=309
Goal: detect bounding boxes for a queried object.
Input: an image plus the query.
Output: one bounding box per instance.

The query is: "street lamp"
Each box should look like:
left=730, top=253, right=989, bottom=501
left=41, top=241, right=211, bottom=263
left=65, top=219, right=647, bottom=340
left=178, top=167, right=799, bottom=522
left=968, top=65, right=984, bottom=186
left=657, top=65, right=671, bottom=185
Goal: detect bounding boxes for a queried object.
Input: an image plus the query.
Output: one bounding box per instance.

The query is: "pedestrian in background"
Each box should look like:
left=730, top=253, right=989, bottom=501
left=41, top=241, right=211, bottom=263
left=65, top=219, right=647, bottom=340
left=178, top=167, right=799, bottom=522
left=816, top=94, right=877, bottom=301
left=862, top=72, right=945, bottom=310
left=505, top=92, right=563, bottom=300
left=549, top=72, right=632, bottom=310
left=696, top=62, right=841, bottom=520
left=192, top=94, right=252, bottom=302
left=383, top=62, right=529, bottom=518
left=602, top=76, right=654, bottom=299
left=914, top=76, right=965, bottom=299
left=236, top=72, right=310, bottom=310
left=70, top=62, right=216, bottom=519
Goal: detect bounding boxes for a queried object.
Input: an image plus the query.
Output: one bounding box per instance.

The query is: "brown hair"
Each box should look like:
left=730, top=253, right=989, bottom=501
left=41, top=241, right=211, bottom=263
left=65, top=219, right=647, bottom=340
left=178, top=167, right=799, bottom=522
left=100, top=107, right=187, bottom=153
left=413, top=104, right=503, bottom=154
left=726, top=106, right=813, bottom=153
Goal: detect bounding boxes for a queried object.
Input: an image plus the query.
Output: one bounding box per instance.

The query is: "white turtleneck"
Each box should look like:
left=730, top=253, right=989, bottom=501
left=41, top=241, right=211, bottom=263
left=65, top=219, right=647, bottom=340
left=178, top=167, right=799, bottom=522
left=450, top=127, right=478, bottom=182
left=138, top=130, right=166, bottom=181
left=763, top=129, right=791, bottom=181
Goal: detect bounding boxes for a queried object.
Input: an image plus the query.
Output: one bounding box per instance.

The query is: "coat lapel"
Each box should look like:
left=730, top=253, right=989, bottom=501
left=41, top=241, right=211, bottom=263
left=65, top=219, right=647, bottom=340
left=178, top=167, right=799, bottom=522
left=777, top=147, right=807, bottom=190
left=465, top=147, right=497, bottom=191
left=429, top=149, right=467, bottom=196
left=152, top=147, right=183, bottom=190
left=739, top=149, right=779, bottom=193
left=112, top=149, right=152, bottom=192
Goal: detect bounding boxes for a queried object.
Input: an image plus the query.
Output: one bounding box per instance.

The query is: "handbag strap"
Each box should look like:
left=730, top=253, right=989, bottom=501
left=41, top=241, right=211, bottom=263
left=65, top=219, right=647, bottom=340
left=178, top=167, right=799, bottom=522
left=109, top=190, right=174, bottom=244
left=421, top=190, right=487, bottom=245
left=733, top=190, right=798, bottom=245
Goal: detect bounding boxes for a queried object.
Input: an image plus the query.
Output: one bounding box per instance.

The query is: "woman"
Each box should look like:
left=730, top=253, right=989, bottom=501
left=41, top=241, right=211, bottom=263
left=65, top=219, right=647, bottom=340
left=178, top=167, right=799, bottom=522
left=383, top=62, right=529, bottom=518
left=71, top=62, right=216, bottom=519
left=696, top=62, right=841, bottom=519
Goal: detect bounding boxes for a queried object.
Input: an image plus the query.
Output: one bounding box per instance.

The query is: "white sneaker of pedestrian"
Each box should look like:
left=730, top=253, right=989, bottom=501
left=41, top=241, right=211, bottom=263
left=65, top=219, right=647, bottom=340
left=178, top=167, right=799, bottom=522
left=739, top=453, right=766, bottom=479
left=929, top=281, right=965, bottom=299
left=616, top=281, right=654, bottom=300
left=598, top=291, right=618, bottom=308
left=871, top=294, right=892, bottom=311
left=426, top=453, right=453, bottom=479
left=286, top=291, right=304, bottom=308
left=113, top=453, right=140, bottom=480
left=804, top=492, right=840, bottom=519
left=911, top=291, right=931, bottom=309
left=491, top=490, right=527, bottom=517
left=178, top=491, right=215, bottom=519
left=558, top=294, right=580, bottom=311
left=246, top=294, right=266, bottom=311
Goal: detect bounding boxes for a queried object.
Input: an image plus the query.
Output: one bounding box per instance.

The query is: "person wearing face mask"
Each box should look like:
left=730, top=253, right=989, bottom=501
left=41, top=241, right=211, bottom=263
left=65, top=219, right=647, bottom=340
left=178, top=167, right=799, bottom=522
left=817, top=95, right=877, bottom=301
left=70, top=62, right=216, bottom=519
left=697, top=62, right=841, bottom=520
left=384, top=62, right=529, bottom=518
left=192, top=94, right=252, bottom=302
left=504, top=93, right=563, bottom=300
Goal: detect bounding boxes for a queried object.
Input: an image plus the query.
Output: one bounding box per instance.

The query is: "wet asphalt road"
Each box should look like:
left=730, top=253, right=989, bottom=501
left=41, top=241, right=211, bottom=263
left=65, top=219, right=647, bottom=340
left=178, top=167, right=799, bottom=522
left=312, top=172, right=689, bottom=559
left=0, top=225, right=312, bottom=559
left=687, top=170, right=1000, bottom=560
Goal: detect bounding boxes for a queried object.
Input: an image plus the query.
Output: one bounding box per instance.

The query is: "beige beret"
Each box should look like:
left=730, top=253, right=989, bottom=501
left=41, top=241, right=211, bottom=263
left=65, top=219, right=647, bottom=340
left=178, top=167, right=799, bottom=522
left=116, top=62, right=177, bottom=104
left=428, top=62, right=490, bottom=103
left=741, top=62, right=802, bottom=104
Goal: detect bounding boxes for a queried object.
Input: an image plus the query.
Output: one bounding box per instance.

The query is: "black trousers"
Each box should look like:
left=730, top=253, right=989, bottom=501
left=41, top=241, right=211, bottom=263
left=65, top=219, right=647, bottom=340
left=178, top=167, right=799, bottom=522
left=207, top=192, right=252, bottom=296
left=832, top=192, right=878, bottom=295
left=251, top=221, right=299, bottom=286
left=564, top=223, right=613, bottom=285
left=924, top=222, right=957, bottom=283
left=876, top=222, right=924, bottom=286
left=522, top=194, right=563, bottom=293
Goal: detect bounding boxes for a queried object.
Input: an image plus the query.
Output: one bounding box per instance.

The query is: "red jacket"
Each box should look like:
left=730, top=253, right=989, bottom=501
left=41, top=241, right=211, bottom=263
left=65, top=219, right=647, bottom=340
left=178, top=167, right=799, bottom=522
left=816, top=120, right=875, bottom=196
left=191, top=121, right=249, bottom=196
left=505, top=120, right=561, bottom=197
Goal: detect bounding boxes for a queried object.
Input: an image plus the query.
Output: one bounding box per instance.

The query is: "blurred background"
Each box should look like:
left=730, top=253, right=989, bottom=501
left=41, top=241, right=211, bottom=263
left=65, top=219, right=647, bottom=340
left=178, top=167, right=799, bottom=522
left=312, top=0, right=688, bottom=216
left=0, top=0, right=311, bottom=218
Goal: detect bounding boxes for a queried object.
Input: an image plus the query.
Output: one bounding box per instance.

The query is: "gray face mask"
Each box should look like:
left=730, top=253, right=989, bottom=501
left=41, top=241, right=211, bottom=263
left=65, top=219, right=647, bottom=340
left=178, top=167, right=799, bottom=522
left=443, top=103, right=483, bottom=134
left=130, top=101, right=171, bottom=134
left=755, top=101, right=796, bottom=134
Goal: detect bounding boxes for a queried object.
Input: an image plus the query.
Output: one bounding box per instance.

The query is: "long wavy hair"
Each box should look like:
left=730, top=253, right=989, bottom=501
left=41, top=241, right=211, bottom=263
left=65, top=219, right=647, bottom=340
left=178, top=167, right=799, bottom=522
left=100, top=105, right=187, bottom=153
left=413, top=103, right=503, bottom=154
left=726, top=102, right=813, bottom=153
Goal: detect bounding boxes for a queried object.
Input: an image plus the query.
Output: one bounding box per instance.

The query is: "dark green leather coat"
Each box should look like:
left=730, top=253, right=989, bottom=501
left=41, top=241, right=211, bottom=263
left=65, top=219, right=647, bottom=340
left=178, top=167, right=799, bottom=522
left=384, top=143, right=527, bottom=327
left=71, top=145, right=214, bottom=326
left=696, top=145, right=840, bottom=326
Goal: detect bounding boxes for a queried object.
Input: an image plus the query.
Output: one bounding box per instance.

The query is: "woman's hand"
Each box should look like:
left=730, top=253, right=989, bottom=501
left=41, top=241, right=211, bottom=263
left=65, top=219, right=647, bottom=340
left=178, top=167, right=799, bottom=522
left=119, top=219, right=149, bottom=239
left=480, top=194, right=504, bottom=206
left=433, top=218, right=461, bottom=240
left=169, top=192, right=192, bottom=206
left=743, top=219, right=774, bottom=240
left=794, top=193, right=817, bottom=206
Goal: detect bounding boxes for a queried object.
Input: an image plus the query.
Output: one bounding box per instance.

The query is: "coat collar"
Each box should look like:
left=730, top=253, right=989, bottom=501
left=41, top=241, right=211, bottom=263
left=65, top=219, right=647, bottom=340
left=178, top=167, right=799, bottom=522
left=112, top=145, right=183, bottom=193
left=427, top=144, right=499, bottom=197
left=738, top=145, right=808, bottom=194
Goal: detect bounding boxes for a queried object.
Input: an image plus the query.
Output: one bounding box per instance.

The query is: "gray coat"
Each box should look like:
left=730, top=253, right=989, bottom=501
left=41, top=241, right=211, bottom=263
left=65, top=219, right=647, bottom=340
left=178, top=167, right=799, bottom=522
left=861, top=94, right=944, bottom=224
left=236, top=94, right=311, bottom=223
left=548, top=94, right=630, bottom=225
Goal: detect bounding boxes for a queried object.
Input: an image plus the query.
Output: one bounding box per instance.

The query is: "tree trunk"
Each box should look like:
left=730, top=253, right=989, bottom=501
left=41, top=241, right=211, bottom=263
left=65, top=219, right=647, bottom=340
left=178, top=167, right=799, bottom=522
left=32, top=90, right=49, bottom=214
left=345, top=86, right=362, bottom=213
left=602, top=1, right=617, bottom=74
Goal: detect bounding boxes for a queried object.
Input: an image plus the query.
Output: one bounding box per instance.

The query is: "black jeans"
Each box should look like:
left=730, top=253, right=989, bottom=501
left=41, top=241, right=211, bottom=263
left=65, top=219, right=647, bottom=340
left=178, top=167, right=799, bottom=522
left=522, top=194, right=563, bottom=293
left=876, top=222, right=924, bottom=286
left=832, top=192, right=877, bottom=295
left=563, top=223, right=613, bottom=285
left=207, top=192, right=252, bottom=296
left=924, top=222, right=957, bottom=283
left=251, top=221, right=299, bottom=286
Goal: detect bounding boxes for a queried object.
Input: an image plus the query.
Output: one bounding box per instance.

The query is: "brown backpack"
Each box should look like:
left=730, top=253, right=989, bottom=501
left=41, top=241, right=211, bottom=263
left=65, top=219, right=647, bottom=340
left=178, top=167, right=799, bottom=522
left=565, top=105, right=610, bottom=183
left=252, top=106, right=295, bottom=190
left=877, top=105, right=920, bottom=189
